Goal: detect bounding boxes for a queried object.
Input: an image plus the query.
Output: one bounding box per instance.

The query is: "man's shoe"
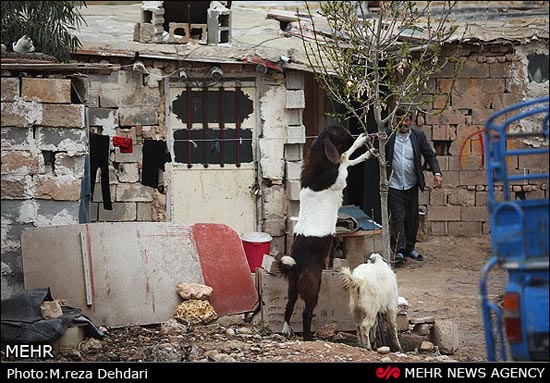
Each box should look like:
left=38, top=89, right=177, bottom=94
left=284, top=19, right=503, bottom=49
left=394, top=252, right=405, bottom=266
left=408, top=250, right=425, bottom=261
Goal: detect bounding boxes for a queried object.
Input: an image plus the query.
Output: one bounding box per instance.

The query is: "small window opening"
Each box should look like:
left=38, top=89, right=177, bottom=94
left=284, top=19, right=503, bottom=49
left=433, top=140, right=451, bottom=156
left=527, top=53, right=549, bottom=83
left=43, top=151, right=55, bottom=174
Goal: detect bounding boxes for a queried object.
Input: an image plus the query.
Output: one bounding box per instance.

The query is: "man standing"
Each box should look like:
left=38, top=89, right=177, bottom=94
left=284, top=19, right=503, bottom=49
left=386, top=108, right=443, bottom=264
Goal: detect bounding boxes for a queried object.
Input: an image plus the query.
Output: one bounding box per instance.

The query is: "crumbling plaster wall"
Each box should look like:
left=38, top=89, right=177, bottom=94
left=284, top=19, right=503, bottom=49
left=86, top=64, right=166, bottom=223
left=1, top=76, right=86, bottom=298
left=2, top=40, right=547, bottom=297
left=79, top=55, right=300, bottom=257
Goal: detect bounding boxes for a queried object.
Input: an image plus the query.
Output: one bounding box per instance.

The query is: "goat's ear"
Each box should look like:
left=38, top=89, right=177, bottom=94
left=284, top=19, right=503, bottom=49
left=323, top=138, right=341, bottom=164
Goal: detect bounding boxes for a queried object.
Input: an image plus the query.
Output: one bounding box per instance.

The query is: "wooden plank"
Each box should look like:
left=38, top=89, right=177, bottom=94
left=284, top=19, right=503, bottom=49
left=79, top=232, right=93, bottom=306
left=337, top=229, right=382, bottom=237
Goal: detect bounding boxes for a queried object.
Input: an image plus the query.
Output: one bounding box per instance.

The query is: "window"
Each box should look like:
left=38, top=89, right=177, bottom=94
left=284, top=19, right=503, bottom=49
left=170, top=81, right=255, bottom=167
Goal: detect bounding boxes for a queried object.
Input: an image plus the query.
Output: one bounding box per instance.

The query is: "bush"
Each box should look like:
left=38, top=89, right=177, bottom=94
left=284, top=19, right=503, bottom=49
left=1, top=1, right=87, bottom=62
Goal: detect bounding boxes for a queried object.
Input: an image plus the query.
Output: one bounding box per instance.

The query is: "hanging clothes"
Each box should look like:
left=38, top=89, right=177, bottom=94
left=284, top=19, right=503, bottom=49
left=112, top=136, right=133, bottom=153
left=141, top=139, right=172, bottom=192
left=89, top=132, right=113, bottom=210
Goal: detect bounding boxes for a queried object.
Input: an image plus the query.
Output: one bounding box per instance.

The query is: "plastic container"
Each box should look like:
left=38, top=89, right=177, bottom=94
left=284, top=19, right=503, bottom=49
left=241, top=232, right=273, bottom=272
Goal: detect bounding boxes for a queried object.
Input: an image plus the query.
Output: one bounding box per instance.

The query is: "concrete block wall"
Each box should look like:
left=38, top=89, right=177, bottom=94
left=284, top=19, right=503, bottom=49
left=85, top=60, right=167, bottom=223
left=1, top=76, right=86, bottom=298
left=418, top=43, right=549, bottom=236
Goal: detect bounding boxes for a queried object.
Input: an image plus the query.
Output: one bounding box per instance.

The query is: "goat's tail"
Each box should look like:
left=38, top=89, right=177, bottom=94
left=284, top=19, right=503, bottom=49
left=338, top=266, right=362, bottom=292
left=276, top=255, right=297, bottom=278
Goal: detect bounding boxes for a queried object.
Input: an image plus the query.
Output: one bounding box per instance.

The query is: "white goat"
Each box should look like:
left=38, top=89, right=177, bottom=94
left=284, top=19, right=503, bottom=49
left=339, top=253, right=403, bottom=351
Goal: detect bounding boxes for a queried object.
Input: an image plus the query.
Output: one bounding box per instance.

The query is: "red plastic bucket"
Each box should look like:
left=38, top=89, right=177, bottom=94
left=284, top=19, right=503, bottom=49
left=241, top=232, right=272, bottom=272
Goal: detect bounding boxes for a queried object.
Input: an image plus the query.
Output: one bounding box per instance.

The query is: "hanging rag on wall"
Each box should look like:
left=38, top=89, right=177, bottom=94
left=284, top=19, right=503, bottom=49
left=141, top=139, right=172, bottom=192
left=112, top=136, right=133, bottom=153
left=89, top=132, right=113, bottom=210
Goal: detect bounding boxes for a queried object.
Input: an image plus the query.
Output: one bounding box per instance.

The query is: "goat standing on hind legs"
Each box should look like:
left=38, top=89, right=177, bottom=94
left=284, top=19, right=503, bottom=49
left=278, top=125, right=378, bottom=341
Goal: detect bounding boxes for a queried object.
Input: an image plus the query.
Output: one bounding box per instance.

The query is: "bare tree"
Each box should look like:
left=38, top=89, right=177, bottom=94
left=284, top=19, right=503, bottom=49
left=299, top=1, right=465, bottom=262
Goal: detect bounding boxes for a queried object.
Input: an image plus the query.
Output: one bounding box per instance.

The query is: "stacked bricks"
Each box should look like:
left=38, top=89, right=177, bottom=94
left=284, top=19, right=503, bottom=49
left=417, top=44, right=548, bottom=236
left=1, top=76, right=86, bottom=298
left=136, top=3, right=222, bottom=45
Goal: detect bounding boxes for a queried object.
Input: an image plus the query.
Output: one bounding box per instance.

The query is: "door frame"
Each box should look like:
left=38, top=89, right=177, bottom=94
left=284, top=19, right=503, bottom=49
left=164, top=73, right=262, bottom=232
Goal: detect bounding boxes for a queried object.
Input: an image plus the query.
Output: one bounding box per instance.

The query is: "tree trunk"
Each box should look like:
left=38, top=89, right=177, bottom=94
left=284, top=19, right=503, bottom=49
left=377, top=134, right=392, bottom=263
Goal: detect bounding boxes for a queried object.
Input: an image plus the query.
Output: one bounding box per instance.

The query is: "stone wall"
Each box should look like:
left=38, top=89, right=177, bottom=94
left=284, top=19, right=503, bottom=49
left=1, top=76, right=86, bottom=297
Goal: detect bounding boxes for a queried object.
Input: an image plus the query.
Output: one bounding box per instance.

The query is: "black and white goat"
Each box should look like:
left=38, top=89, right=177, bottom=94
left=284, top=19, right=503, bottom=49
left=339, top=253, right=403, bottom=352
left=278, top=125, right=377, bottom=340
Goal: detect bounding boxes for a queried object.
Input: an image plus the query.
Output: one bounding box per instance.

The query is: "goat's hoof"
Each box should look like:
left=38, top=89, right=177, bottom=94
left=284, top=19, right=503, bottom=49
left=282, top=323, right=294, bottom=339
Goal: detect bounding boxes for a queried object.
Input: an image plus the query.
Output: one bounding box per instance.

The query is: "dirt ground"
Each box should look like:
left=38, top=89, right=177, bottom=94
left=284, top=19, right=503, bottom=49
left=2, top=234, right=506, bottom=364
left=396, top=234, right=506, bottom=362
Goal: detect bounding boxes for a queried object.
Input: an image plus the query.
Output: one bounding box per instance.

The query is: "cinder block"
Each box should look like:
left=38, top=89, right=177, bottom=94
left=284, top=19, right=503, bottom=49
left=134, top=22, right=153, bottom=43
left=286, top=161, right=302, bottom=180
left=287, top=109, right=302, bottom=126
left=118, top=107, right=158, bottom=126
left=136, top=202, right=153, bottom=221
left=98, top=202, right=137, bottom=221
left=1, top=78, right=20, bottom=101
left=287, top=125, right=305, bottom=144
left=1, top=127, right=32, bottom=151
left=448, top=221, right=483, bottom=236
left=1, top=101, right=41, bottom=127
left=207, top=8, right=231, bottom=44
left=41, top=104, right=85, bottom=128
left=53, top=323, right=87, bottom=352
left=429, top=221, right=448, bottom=236
left=1, top=175, right=32, bottom=199
left=286, top=180, right=301, bottom=201
left=460, top=206, right=488, bottom=222
left=189, top=23, right=207, bottom=44
left=430, top=320, right=459, bottom=355
left=89, top=108, right=118, bottom=127
left=34, top=175, right=81, bottom=201
left=426, top=205, right=461, bottom=221
left=36, top=127, right=87, bottom=153
left=22, top=78, right=71, bottom=104
left=168, top=23, right=189, bottom=44
left=285, top=71, right=304, bottom=90
left=447, top=189, right=475, bottom=206
left=285, top=90, right=305, bottom=109
left=284, top=144, right=303, bottom=161
left=1, top=151, right=40, bottom=175
left=115, top=183, right=154, bottom=202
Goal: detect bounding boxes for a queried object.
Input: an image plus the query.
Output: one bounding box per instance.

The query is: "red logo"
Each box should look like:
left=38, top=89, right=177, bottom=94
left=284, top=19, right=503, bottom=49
left=376, top=365, right=401, bottom=380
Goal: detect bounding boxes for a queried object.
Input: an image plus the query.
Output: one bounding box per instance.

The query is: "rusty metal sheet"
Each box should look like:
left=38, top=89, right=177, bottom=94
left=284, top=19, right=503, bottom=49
left=192, top=223, right=258, bottom=316
left=21, top=222, right=204, bottom=327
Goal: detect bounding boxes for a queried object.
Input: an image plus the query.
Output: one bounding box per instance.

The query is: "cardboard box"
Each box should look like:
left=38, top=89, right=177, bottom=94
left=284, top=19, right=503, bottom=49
left=257, top=269, right=354, bottom=332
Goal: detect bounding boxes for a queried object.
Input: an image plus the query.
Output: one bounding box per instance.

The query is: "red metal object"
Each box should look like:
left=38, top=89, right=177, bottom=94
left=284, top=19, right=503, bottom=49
left=192, top=223, right=258, bottom=316
left=243, top=57, right=283, bottom=72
